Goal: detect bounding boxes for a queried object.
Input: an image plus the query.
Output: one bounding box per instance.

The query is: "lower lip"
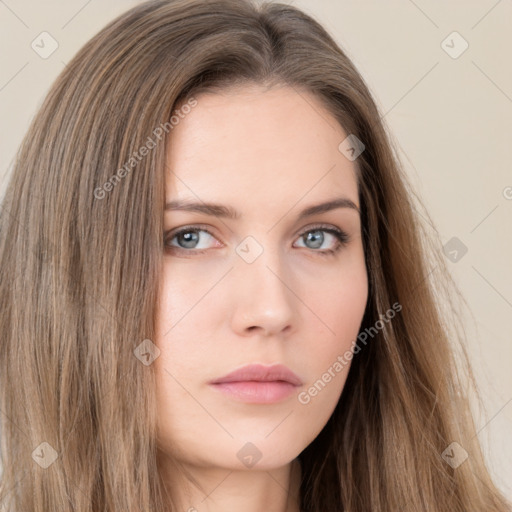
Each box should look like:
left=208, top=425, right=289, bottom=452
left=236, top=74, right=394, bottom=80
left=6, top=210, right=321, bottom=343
left=209, top=381, right=298, bottom=403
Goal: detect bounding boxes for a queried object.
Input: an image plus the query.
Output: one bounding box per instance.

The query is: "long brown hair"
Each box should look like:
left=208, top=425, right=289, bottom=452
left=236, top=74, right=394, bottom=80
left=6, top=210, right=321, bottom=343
left=0, top=0, right=510, bottom=510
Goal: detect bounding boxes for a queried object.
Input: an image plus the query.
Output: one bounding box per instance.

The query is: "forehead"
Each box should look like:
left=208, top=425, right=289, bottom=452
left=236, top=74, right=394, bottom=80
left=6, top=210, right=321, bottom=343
left=165, top=85, right=359, bottom=211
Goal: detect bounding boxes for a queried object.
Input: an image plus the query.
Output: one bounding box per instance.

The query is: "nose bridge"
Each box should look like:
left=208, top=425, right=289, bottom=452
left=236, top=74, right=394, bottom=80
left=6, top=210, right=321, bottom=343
left=230, top=234, right=296, bottom=335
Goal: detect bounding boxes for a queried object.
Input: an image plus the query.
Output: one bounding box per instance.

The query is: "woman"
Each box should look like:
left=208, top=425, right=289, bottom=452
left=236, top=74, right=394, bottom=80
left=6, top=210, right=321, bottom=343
left=0, top=0, right=509, bottom=510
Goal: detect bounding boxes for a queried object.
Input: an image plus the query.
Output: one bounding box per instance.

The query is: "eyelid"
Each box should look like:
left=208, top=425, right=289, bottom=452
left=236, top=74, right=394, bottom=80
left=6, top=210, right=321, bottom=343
left=166, top=224, right=219, bottom=240
left=294, top=222, right=348, bottom=239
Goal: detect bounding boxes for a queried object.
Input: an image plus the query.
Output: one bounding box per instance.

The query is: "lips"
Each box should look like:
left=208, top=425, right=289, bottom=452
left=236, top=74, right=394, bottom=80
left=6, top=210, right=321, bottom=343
left=209, top=363, right=303, bottom=404
left=209, top=363, right=303, bottom=386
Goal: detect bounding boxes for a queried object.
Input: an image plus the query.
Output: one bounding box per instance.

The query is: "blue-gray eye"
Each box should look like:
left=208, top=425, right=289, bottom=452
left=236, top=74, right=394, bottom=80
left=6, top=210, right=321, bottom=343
left=167, top=228, right=216, bottom=250
left=164, top=224, right=349, bottom=256
left=294, top=228, right=348, bottom=254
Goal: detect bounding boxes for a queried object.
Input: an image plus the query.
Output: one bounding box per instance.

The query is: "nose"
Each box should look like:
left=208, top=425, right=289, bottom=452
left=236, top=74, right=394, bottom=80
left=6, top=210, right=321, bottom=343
left=230, top=247, right=297, bottom=338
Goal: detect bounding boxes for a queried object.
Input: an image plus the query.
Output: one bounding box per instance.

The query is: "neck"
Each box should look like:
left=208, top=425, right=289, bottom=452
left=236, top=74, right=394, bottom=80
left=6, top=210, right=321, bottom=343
left=159, top=456, right=302, bottom=512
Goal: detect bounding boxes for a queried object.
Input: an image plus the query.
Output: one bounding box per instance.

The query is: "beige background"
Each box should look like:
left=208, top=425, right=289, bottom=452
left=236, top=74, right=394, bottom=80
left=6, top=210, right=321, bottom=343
left=1, top=0, right=511, bottom=499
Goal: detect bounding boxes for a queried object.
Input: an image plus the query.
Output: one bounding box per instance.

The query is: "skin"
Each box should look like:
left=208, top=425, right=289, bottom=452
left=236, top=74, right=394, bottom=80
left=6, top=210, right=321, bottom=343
left=153, top=83, right=368, bottom=512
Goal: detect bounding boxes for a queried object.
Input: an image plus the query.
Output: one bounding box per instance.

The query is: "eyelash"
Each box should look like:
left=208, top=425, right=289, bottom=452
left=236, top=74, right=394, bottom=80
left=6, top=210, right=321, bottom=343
left=164, top=223, right=350, bottom=257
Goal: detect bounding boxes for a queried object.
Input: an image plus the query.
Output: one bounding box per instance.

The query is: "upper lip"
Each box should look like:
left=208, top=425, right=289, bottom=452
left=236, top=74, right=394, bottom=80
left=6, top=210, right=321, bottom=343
left=210, top=363, right=302, bottom=386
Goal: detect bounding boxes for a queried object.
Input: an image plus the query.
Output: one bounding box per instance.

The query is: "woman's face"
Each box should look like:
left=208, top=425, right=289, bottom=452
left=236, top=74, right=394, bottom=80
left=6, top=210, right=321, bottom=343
left=154, top=84, right=368, bottom=471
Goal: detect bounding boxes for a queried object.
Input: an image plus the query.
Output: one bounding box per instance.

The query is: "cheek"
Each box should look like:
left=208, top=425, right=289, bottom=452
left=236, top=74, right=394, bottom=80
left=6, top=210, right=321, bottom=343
left=292, top=258, right=367, bottom=439
left=303, top=247, right=368, bottom=347
left=297, top=249, right=368, bottom=387
left=155, top=257, right=229, bottom=333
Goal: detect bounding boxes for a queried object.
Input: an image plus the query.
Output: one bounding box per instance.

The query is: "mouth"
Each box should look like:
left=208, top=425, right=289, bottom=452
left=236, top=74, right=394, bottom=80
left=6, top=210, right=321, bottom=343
left=209, top=363, right=302, bottom=404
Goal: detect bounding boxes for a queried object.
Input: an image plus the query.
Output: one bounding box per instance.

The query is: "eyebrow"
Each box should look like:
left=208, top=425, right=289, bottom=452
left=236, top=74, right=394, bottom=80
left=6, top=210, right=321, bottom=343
left=164, top=197, right=360, bottom=220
